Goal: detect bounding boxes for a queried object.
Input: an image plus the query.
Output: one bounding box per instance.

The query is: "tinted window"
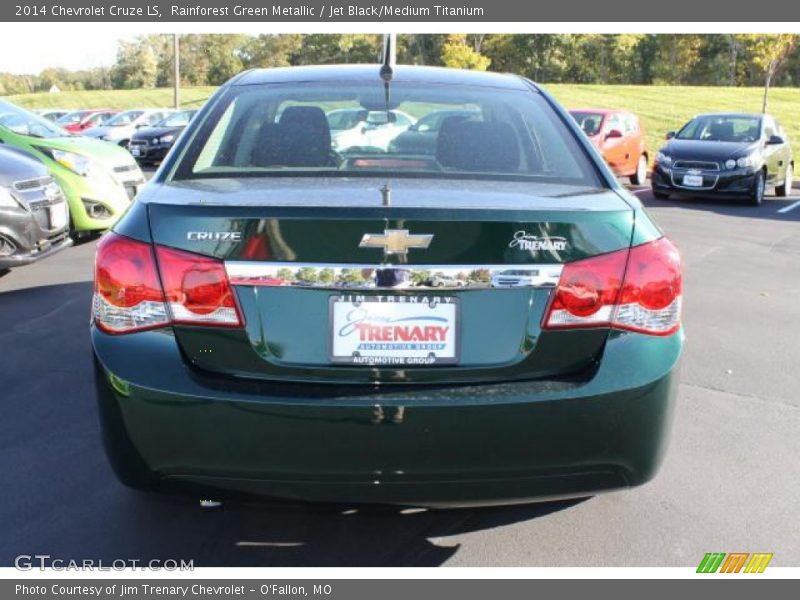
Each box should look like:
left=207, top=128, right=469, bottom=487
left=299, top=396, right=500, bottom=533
left=106, top=111, right=144, bottom=126
left=176, top=81, right=602, bottom=187
left=623, top=114, right=638, bottom=133
left=56, top=110, right=90, bottom=125
left=570, top=112, right=604, bottom=136
left=156, top=110, right=196, bottom=127
left=0, top=99, right=68, bottom=138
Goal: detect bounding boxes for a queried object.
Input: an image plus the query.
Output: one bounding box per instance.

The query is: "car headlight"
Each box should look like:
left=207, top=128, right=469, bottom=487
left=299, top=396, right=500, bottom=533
left=725, top=159, right=737, bottom=170
left=656, top=152, right=672, bottom=166
left=0, top=186, right=21, bottom=208
left=158, top=135, right=175, bottom=144
left=736, top=154, right=758, bottom=169
left=50, top=149, right=94, bottom=177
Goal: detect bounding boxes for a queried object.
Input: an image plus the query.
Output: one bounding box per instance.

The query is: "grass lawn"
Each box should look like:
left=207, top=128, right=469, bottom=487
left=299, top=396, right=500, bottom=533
left=5, top=84, right=798, bottom=155
left=6, top=87, right=217, bottom=111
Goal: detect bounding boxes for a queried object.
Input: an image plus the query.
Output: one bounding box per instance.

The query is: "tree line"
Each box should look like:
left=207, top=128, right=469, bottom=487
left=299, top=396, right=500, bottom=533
left=1, top=34, right=798, bottom=97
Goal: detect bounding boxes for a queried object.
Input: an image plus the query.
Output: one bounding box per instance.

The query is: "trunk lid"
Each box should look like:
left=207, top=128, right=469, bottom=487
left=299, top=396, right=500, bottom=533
left=146, top=177, right=634, bottom=384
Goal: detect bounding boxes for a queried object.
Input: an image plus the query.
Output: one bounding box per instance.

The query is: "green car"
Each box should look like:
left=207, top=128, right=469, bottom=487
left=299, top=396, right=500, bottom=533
left=91, top=64, right=683, bottom=507
left=0, top=100, right=145, bottom=235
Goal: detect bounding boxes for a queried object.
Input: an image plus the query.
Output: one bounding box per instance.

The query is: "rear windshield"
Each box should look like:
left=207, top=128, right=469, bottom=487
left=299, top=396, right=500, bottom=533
left=172, top=81, right=602, bottom=187
left=570, top=112, right=604, bottom=136
left=677, top=115, right=761, bottom=143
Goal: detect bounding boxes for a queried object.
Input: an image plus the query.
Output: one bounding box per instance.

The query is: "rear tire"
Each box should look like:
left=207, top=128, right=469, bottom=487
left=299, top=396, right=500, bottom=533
left=630, top=155, right=648, bottom=185
left=776, top=164, right=793, bottom=197
left=749, top=170, right=766, bottom=206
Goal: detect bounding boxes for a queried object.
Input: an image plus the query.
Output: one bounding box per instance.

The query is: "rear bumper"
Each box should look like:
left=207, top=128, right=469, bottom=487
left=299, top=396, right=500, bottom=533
left=92, top=327, right=682, bottom=507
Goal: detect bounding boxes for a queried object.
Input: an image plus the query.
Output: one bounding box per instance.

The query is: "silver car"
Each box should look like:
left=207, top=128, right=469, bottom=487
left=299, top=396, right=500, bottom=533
left=0, top=146, right=71, bottom=268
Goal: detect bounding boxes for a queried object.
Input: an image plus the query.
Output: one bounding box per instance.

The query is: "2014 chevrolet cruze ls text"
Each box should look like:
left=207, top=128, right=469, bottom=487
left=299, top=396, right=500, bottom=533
left=91, top=64, right=683, bottom=507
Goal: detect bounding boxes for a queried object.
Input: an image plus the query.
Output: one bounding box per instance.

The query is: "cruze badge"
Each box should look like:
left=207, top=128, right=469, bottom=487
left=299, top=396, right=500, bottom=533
left=187, top=231, right=242, bottom=241
left=359, top=229, right=433, bottom=256
left=509, top=231, right=568, bottom=252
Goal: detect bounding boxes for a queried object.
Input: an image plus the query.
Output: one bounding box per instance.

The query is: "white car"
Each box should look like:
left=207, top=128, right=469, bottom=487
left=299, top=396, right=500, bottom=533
left=80, top=109, right=174, bottom=148
left=327, top=108, right=415, bottom=152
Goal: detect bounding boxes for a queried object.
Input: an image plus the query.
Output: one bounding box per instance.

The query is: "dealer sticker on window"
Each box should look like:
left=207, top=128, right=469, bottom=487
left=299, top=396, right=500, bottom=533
left=330, top=295, right=459, bottom=366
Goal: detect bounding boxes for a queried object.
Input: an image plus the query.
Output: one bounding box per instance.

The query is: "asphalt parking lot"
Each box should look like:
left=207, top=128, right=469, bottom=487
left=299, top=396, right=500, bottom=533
left=1, top=176, right=799, bottom=567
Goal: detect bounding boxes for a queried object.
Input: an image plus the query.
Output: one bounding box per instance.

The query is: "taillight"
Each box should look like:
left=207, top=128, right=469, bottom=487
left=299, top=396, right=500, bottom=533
left=155, top=246, right=242, bottom=327
left=93, top=233, right=169, bottom=333
left=544, top=237, right=681, bottom=336
left=93, top=233, right=242, bottom=334
left=613, top=237, right=682, bottom=335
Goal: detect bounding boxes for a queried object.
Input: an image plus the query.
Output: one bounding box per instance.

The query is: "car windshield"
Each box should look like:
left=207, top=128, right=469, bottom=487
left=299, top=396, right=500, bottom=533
left=156, top=110, right=196, bottom=127
left=676, top=115, right=761, bottom=143
left=106, top=110, right=144, bottom=126
left=56, top=110, right=91, bottom=125
left=174, top=81, right=602, bottom=187
left=326, top=109, right=368, bottom=130
left=570, top=112, right=604, bottom=136
left=0, top=99, right=69, bottom=138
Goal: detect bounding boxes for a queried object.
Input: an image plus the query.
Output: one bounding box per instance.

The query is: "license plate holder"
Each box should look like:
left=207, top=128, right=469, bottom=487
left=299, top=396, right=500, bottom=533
left=682, top=173, right=704, bottom=187
left=329, top=295, right=459, bottom=366
left=48, top=202, right=68, bottom=230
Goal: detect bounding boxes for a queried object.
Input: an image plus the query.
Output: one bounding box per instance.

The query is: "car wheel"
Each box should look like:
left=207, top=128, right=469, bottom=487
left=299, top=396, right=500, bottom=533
left=749, top=170, right=766, bottom=206
left=776, top=164, right=793, bottom=197
left=630, top=155, right=648, bottom=185
left=652, top=186, right=669, bottom=200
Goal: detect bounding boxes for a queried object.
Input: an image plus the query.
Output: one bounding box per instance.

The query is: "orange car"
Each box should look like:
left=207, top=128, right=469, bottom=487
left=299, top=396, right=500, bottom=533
left=569, top=109, right=648, bottom=185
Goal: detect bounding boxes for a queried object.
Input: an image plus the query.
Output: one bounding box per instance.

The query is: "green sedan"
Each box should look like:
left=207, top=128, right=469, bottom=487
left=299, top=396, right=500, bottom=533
left=91, top=64, right=683, bottom=507
left=0, top=100, right=145, bottom=235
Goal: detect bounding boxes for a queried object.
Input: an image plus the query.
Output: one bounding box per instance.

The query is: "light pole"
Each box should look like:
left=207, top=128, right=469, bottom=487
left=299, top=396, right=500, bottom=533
left=173, top=33, right=180, bottom=109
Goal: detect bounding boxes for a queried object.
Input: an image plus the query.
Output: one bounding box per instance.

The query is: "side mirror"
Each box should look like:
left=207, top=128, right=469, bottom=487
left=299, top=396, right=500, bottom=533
left=605, top=129, right=623, bottom=139
left=767, top=134, right=785, bottom=145
left=666, top=131, right=676, bottom=140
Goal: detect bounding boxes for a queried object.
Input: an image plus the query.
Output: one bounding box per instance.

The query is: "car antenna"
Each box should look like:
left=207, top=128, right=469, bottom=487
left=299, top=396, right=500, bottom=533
left=379, top=33, right=396, bottom=110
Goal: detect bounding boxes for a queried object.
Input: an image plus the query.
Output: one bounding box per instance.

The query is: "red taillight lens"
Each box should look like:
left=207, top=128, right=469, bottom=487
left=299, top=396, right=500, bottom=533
left=93, top=233, right=243, bottom=334
left=93, top=233, right=169, bottom=333
left=544, top=248, right=627, bottom=328
left=613, top=237, right=682, bottom=335
left=155, top=246, right=242, bottom=327
left=544, top=237, right=682, bottom=336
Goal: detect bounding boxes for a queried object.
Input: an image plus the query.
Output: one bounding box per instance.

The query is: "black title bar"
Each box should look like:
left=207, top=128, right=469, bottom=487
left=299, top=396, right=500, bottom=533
left=4, top=1, right=800, bottom=22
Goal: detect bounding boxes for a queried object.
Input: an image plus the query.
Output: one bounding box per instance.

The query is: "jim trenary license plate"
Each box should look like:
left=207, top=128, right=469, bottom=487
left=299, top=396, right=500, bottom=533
left=330, top=295, right=459, bottom=366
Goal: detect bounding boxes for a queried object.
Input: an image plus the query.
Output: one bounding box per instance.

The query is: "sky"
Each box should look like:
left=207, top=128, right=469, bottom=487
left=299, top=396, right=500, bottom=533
left=0, top=30, right=130, bottom=74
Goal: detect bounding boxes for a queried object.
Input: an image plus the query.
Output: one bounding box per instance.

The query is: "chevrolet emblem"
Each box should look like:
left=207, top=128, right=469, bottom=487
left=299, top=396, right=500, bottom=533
left=359, top=229, right=433, bottom=255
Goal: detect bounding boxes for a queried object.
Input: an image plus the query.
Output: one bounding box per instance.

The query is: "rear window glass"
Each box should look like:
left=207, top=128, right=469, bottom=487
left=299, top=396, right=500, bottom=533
left=173, top=81, right=602, bottom=187
left=570, top=112, right=604, bottom=136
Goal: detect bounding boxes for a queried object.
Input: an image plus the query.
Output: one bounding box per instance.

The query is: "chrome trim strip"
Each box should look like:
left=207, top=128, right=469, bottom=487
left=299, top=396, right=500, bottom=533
left=673, top=160, right=720, bottom=171
left=12, top=176, right=54, bottom=192
left=225, top=262, right=564, bottom=290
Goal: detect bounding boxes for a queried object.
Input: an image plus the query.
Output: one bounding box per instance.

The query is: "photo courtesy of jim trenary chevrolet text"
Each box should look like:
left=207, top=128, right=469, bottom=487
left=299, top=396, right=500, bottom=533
left=0, top=0, right=799, bottom=594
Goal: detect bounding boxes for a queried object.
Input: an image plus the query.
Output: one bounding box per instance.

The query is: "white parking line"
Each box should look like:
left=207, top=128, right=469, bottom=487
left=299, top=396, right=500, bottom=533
left=777, top=200, right=800, bottom=214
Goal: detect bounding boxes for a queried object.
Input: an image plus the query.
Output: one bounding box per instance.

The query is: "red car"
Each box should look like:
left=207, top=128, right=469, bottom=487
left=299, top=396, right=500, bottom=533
left=56, top=109, right=119, bottom=133
left=569, top=109, right=648, bottom=185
